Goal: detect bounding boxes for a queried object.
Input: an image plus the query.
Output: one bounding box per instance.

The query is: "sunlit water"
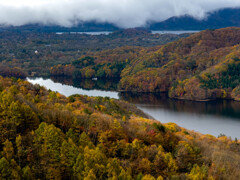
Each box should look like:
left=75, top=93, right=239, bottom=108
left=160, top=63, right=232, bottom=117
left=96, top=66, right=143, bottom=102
left=27, top=77, right=240, bottom=139
left=27, top=77, right=119, bottom=99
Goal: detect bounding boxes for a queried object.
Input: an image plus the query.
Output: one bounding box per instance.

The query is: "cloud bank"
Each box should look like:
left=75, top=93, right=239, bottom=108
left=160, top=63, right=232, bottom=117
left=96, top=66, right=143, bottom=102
left=0, top=0, right=240, bottom=28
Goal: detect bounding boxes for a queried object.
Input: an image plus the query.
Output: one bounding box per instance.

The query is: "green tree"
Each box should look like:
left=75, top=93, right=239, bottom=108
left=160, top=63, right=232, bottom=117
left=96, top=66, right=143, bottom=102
left=3, top=139, right=14, bottom=160
left=0, top=157, right=11, bottom=178
left=79, top=132, right=94, bottom=149
left=118, top=168, right=132, bottom=180
left=73, top=152, right=85, bottom=179
left=83, top=147, right=108, bottom=179
left=34, top=122, right=64, bottom=179
left=22, top=166, right=34, bottom=180
left=84, top=169, right=96, bottom=180
left=187, top=164, right=208, bottom=180
left=60, top=138, right=79, bottom=177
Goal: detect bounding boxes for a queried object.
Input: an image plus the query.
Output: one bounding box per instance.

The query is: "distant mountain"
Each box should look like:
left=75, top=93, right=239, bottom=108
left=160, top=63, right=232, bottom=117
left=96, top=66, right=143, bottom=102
left=1, top=8, right=240, bottom=32
left=149, top=8, right=240, bottom=30
left=0, top=21, right=120, bottom=32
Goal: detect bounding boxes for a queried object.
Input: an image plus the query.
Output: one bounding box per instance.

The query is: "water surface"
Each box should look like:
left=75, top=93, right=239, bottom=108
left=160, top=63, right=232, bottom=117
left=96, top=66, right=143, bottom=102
left=27, top=77, right=240, bottom=139
left=151, top=30, right=200, bottom=34
left=56, top=31, right=112, bottom=35
left=27, top=77, right=119, bottom=99
left=120, top=92, right=240, bottom=138
left=56, top=31, right=199, bottom=36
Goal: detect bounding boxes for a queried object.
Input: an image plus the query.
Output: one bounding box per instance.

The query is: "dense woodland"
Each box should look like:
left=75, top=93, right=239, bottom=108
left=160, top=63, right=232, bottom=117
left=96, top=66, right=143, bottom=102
left=0, top=76, right=240, bottom=179
left=2, top=28, right=240, bottom=101
left=118, top=28, right=240, bottom=100
left=49, top=28, right=240, bottom=101
left=0, top=29, right=189, bottom=77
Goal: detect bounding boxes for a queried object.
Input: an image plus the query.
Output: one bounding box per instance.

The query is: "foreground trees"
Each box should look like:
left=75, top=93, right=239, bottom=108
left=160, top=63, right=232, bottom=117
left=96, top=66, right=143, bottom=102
left=0, top=76, right=239, bottom=179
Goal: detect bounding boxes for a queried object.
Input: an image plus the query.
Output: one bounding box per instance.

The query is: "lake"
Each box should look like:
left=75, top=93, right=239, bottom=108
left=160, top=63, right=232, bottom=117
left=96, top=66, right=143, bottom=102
left=27, top=77, right=240, bottom=139
left=56, top=30, right=199, bottom=35
left=151, top=30, right=200, bottom=34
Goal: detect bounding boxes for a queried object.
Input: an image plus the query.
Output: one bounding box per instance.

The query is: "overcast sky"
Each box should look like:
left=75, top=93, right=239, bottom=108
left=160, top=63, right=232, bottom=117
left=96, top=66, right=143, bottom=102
left=0, top=0, right=240, bottom=28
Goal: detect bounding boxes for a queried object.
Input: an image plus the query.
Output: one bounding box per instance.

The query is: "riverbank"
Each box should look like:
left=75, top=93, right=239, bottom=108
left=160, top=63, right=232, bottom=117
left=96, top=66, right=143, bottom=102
left=27, top=77, right=240, bottom=139
left=1, top=76, right=240, bottom=179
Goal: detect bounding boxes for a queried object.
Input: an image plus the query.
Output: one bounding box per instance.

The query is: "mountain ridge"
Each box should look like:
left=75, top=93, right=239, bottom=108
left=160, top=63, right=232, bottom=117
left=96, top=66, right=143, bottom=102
left=1, top=8, right=240, bottom=32
left=119, top=27, right=240, bottom=101
left=149, top=8, right=240, bottom=30
left=49, top=27, right=240, bottom=101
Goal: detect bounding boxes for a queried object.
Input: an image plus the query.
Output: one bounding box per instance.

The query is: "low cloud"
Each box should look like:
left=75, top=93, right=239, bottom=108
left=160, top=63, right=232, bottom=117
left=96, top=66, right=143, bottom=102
left=0, top=0, right=240, bottom=28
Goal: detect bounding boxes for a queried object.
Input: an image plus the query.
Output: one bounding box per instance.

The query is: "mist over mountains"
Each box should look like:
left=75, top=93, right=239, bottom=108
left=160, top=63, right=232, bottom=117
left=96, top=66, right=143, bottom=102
left=1, top=8, right=240, bottom=32
left=149, top=8, right=240, bottom=30
left=1, top=0, right=240, bottom=28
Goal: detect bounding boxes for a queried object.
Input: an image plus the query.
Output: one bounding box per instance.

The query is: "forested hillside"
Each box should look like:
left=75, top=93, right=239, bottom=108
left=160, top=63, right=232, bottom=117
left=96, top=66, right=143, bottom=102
left=50, top=27, right=240, bottom=101
left=0, top=29, right=189, bottom=77
left=0, top=76, right=240, bottom=179
left=119, top=27, right=240, bottom=101
left=2, top=27, right=240, bottom=101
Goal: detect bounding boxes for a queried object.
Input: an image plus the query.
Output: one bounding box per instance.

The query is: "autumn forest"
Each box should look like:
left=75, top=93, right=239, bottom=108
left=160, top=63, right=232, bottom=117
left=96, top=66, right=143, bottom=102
left=0, top=27, right=240, bottom=179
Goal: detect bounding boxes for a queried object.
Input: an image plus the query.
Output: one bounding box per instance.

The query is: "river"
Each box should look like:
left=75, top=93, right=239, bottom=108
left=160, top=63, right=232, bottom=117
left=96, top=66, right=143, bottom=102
left=27, top=77, right=240, bottom=139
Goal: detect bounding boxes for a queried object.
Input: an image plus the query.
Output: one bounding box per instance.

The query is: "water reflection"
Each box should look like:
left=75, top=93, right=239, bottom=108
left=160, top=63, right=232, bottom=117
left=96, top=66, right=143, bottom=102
left=119, top=92, right=240, bottom=120
left=51, top=76, right=119, bottom=91
left=27, top=77, right=240, bottom=138
left=120, top=92, right=240, bottom=138
left=27, top=77, right=119, bottom=99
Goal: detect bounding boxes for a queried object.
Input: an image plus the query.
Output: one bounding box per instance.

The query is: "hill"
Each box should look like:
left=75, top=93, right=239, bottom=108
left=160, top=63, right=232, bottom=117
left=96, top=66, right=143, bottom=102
left=149, top=8, right=240, bottom=30
left=119, top=27, right=240, bottom=101
left=0, top=76, right=239, bottom=179
left=0, top=29, right=190, bottom=77
left=0, top=22, right=120, bottom=33
left=49, top=27, right=240, bottom=101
